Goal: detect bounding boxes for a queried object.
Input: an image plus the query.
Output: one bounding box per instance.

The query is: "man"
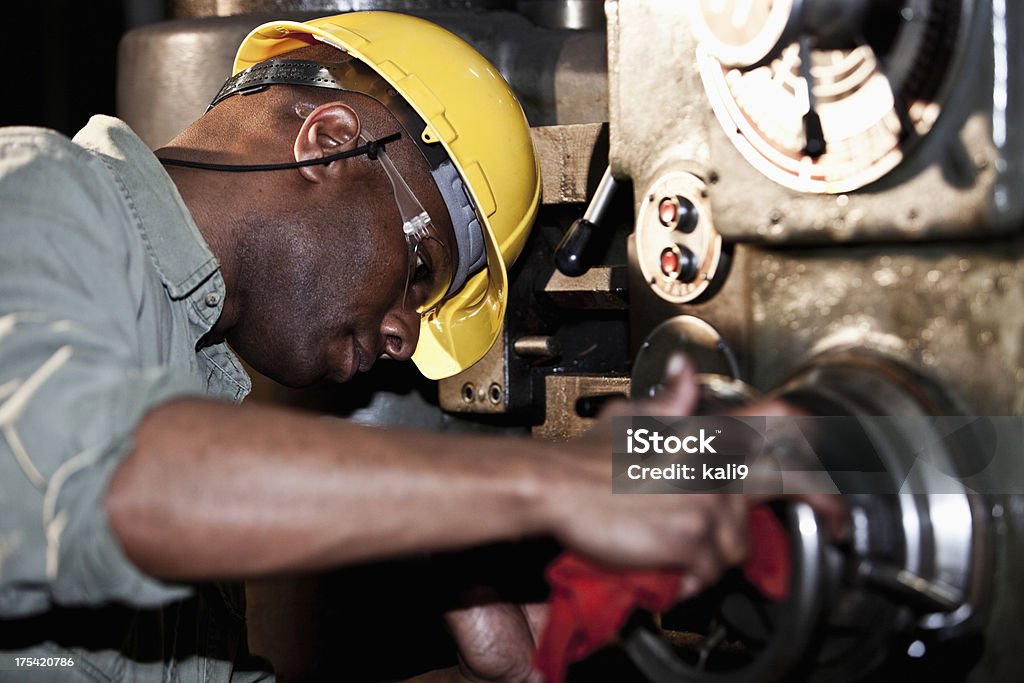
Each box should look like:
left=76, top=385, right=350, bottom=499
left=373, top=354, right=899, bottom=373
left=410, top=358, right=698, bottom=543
left=0, top=11, right=845, bottom=682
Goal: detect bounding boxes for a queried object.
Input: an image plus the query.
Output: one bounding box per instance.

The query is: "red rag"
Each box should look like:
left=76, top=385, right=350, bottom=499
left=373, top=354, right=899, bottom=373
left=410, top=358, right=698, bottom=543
left=533, top=505, right=791, bottom=683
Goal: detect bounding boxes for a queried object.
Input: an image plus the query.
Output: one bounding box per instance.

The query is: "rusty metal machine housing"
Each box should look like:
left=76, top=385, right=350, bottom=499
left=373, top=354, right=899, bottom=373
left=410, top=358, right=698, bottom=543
left=608, top=0, right=1024, bottom=410
left=596, top=1, right=1024, bottom=680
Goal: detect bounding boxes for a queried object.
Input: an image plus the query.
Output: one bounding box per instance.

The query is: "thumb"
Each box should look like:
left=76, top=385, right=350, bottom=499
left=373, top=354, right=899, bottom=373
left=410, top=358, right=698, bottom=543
left=646, top=353, right=699, bottom=416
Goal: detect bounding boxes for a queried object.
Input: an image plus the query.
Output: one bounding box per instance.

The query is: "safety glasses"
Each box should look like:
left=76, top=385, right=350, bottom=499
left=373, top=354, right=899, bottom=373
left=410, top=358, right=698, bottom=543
left=366, top=134, right=454, bottom=317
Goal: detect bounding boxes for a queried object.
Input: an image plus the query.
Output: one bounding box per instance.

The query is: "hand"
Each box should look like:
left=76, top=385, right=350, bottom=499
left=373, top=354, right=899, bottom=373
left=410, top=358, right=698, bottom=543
left=443, top=589, right=548, bottom=683
left=545, top=356, right=849, bottom=596
left=435, top=358, right=849, bottom=683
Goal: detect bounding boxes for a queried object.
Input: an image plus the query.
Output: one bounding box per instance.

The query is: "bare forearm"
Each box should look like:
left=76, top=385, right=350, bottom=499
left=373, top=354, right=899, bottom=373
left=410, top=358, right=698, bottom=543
left=105, top=398, right=555, bottom=580
left=105, top=374, right=849, bottom=587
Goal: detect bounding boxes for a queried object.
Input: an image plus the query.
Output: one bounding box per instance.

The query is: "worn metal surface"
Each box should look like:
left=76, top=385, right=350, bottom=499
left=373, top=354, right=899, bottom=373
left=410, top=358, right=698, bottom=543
left=544, top=265, right=628, bottom=309
left=118, top=13, right=607, bottom=148
left=607, top=0, right=1024, bottom=244
left=118, top=16, right=252, bottom=148
left=609, top=0, right=1024, bottom=414
left=630, top=236, right=1024, bottom=415
left=606, top=0, right=712, bottom=195
left=748, top=241, right=1024, bottom=415
left=704, top=108, right=1009, bottom=244
left=438, top=327, right=509, bottom=414
left=532, top=374, right=629, bottom=441
left=607, top=0, right=1024, bottom=679
left=530, top=123, right=607, bottom=204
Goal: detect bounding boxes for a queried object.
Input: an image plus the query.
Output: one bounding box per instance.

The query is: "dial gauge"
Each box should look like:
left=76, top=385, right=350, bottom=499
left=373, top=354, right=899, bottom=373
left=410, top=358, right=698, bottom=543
left=694, top=0, right=969, bottom=194
left=692, top=0, right=800, bottom=68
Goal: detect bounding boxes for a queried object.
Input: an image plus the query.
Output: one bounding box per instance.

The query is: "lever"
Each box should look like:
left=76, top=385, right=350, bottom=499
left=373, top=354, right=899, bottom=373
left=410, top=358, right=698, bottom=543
left=555, top=166, right=619, bottom=276
left=857, top=561, right=963, bottom=613
left=798, top=36, right=827, bottom=159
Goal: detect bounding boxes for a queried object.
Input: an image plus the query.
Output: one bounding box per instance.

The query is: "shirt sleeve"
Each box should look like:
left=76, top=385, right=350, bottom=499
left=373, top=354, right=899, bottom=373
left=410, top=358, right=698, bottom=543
left=0, top=131, right=203, bottom=616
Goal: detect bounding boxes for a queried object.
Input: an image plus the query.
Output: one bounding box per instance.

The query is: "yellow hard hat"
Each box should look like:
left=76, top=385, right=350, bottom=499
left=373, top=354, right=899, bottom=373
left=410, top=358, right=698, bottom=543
left=232, top=12, right=540, bottom=379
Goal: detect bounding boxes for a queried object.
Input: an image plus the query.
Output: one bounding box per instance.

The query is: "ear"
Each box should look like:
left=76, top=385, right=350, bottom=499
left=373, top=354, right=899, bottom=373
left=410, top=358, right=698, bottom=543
left=293, top=102, right=361, bottom=183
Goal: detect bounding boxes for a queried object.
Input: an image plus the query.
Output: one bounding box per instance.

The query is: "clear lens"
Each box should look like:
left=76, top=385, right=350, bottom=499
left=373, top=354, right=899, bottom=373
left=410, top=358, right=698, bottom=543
left=406, top=233, right=453, bottom=314
left=370, top=136, right=454, bottom=316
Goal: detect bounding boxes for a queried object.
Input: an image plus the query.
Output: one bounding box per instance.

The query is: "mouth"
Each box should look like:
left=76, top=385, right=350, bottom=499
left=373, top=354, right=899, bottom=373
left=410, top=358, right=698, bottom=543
left=326, top=337, right=379, bottom=384
left=354, top=339, right=375, bottom=374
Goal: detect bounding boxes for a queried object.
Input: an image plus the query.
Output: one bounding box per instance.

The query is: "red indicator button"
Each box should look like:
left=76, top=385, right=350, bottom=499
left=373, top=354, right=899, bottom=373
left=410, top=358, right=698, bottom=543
left=658, top=198, right=679, bottom=227
left=660, top=247, right=680, bottom=276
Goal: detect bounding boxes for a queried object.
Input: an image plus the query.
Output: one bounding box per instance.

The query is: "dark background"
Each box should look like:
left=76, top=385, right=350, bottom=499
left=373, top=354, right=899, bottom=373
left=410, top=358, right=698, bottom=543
left=5, top=2, right=163, bottom=134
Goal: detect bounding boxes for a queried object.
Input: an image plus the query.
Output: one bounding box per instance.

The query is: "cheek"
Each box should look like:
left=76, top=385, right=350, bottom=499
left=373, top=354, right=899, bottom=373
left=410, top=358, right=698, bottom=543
left=228, top=292, right=326, bottom=387
left=319, top=222, right=409, bottom=309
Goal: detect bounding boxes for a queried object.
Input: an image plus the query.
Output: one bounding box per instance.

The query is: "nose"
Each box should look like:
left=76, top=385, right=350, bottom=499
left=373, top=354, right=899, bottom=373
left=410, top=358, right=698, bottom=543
left=381, top=307, right=421, bottom=361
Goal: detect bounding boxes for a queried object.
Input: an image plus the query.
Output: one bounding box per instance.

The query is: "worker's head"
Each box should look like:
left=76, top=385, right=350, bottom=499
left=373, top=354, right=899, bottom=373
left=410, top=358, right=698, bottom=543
left=199, top=12, right=539, bottom=386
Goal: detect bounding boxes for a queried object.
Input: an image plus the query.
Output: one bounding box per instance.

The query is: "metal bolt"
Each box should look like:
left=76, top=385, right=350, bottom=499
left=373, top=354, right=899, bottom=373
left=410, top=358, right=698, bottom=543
left=513, top=336, right=557, bottom=359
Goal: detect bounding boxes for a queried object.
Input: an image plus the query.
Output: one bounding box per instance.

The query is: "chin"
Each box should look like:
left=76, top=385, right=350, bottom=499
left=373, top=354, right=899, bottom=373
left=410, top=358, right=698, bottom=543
left=273, top=374, right=320, bottom=389
left=244, top=356, right=322, bottom=389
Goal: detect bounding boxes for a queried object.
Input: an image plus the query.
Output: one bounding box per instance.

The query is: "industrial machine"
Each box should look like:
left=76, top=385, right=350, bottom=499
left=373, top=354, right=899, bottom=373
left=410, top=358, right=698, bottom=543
left=119, top=1, right=1023, bottom=680
left=592, top=2, right=1021, bottom=680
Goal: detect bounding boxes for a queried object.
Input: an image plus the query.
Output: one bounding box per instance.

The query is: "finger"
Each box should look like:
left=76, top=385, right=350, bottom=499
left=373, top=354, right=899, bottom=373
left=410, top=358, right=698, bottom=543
left=677, top=504, right=726, bottom=592
left=594, top=396, right=635, bottom=420
left=677, top=574, right=702, bottom=600
left=446, top=603, right=539, bottom=683
left=647, top=353, right=699, bottom=416
left=522, top=603, right=549, bottom=642
left=686, top=543, right=726, bottom=595
left=731, top=398, right=807, bottom=418
left=714, top=498, right=752, bottom=567
left=593, top=354, right=698, bottom=424
left=798, top=493, right=851, bottom=542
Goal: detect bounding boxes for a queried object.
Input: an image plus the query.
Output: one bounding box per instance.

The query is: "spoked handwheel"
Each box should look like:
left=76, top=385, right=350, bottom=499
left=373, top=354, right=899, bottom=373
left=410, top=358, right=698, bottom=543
left=621, top=503, right=832, bottom=683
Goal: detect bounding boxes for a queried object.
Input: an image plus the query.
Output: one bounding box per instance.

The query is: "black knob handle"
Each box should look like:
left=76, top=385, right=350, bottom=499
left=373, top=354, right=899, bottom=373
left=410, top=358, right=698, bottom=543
left=803, top=110, right=827, bottom=159
left=554, top=217, right=597, bottom=277
left=554, top=166, right=619, bottom=277
left=677, top=245, right=699, bottom=282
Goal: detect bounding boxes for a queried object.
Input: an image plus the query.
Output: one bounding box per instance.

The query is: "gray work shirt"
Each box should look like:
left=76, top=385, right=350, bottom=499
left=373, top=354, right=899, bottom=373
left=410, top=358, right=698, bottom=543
left=0, top=116, right=268, bottom=680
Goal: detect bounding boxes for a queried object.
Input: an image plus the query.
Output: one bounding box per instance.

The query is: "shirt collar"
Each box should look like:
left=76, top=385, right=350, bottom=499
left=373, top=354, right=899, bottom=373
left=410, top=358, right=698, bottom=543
left=72, top=115, right=221, bottom=301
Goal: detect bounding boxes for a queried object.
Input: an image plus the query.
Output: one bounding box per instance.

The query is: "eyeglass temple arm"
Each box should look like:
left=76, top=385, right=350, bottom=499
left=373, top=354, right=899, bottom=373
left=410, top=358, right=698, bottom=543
left=367, top=136, right=432, bottom=238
